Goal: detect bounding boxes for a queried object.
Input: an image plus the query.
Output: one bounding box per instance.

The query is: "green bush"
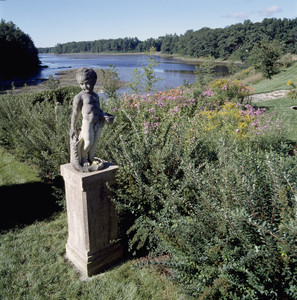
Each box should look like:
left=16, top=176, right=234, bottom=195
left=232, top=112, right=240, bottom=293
left=152, top=143, right=297, bottom=298
left=31, top=86, right=81, bottom=104
left=0, top=87, right=81, bottom=180
left=209, top=78, right=252, bottom=104
left=97, top=86, right=297, bottom=298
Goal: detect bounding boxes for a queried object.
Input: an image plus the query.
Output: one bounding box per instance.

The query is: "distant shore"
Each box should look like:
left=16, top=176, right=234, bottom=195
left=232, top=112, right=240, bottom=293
left=160, top=54, right=242, bottom=66
left=41, top=51, right=242, bottom=66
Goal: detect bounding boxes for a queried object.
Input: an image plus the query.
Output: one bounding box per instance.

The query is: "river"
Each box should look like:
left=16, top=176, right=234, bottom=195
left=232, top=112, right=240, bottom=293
left=38, top=54, right=228, bottom=92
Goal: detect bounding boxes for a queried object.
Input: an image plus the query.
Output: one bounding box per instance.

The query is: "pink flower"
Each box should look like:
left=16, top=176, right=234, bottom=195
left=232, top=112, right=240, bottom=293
left=203, top=88, right=214, bottom=97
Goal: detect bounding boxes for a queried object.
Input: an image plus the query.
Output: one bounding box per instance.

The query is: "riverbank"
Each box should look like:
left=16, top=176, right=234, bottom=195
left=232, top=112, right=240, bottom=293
left=158, top=53, right=242, bottom=66
left=41, top=51, right=241, bottom=66
left=3, top=68, right=125, bottom=94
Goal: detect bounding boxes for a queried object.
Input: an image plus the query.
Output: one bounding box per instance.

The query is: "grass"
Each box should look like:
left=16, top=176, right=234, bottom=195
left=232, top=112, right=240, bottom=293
left=255, top=96, right=297, bottom=143
left=246, top=60, right=297, bottom=144
left=0, top=148, right=190, bottom=299
left=251, top=61, right=297, bottom=94
left=0, top=213, right=189, bottom=299
left=0, top=147, right=40, bottom=185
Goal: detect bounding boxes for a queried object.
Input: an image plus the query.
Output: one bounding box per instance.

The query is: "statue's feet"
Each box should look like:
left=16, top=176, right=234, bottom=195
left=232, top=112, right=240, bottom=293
left=81, top=158, right=90, bottom=167
left=91, top=157, right=105, bottom=170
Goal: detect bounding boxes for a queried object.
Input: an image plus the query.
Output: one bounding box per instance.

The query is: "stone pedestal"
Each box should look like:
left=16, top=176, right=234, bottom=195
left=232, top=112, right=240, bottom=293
left=61, top=163, right=122, bottom=277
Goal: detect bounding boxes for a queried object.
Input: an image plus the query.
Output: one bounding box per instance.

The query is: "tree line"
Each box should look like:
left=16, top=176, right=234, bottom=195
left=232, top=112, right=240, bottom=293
left=39, top=37, right=163, bottom=54
left=39, top=18, right=297, bottom=61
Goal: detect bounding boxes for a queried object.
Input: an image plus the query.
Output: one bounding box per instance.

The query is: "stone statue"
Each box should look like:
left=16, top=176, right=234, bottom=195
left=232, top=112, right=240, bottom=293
left=70, top=68, right=114, bottom=172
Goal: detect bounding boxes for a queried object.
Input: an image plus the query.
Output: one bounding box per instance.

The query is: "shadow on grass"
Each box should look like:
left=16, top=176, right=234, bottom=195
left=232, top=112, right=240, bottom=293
left=0, top=182, right=61, bottom=231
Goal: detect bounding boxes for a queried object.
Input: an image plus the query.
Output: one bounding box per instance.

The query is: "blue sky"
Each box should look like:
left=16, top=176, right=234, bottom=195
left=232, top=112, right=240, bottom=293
left=0, top=0, right=296, bottom=47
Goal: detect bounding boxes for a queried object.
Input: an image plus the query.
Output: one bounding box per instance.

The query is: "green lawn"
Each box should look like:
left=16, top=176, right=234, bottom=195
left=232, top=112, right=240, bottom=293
left=255, top=97, right=297, bottom=143
left=251, top=61, right=297, bottom=93
left=0, top=147, right=40, bottom=186
left=0, top=213, right=189, bottom=299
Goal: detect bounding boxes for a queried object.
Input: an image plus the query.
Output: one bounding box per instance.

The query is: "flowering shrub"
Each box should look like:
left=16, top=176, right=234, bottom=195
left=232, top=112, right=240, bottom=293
left=208, top=78, right=253, bottom=104
left=118, top=87, right=197, bottom=134
left=203, top=88, right=215, bottom=97
left=192, top=102, right=283, bottom=145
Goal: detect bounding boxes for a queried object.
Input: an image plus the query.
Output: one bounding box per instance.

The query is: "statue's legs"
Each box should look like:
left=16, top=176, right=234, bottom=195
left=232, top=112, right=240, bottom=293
left=80, top=121, right=94, bottom=166
left=88, top=127, right=103, bottom=164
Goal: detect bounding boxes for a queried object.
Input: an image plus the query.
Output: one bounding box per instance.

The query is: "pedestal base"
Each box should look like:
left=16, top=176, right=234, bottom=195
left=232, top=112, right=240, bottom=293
left=65, top=240, right=122, bottom=277
left=61, top=163, right=122, bottom=277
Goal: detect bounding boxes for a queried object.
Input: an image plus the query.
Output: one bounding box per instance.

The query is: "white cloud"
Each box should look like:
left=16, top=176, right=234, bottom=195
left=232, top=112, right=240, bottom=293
left=224, top=11, right=249, bottom=19
left=260, top=5, right=282, bottom=17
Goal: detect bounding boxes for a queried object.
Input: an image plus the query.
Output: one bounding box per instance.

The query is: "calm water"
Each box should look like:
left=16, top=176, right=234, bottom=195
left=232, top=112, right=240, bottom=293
left=38, top=54, right=228, bottom=92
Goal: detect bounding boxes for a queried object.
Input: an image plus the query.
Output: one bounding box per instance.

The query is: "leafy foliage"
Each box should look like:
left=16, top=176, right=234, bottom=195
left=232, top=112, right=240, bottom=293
left=151, top=145, right=297, bottom=298
left=0, top=87, right=80, bottom=181
left=249, top=41, right=282, bottom=80
left=209, top=78, right=252, bottom=104
left=126, top=48, right=161, bottom=94
left=98, top=65, right=122, bottom=99
left=97, top=81, right=297, bottom=298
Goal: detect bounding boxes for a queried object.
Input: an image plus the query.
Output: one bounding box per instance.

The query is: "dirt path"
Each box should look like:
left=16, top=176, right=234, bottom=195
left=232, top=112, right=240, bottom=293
left=250, top=89, right=289, bottom=102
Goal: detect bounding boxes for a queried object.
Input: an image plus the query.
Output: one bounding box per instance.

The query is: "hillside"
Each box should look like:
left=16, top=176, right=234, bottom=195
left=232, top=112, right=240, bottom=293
left=39, top=18, right=297, bottom=61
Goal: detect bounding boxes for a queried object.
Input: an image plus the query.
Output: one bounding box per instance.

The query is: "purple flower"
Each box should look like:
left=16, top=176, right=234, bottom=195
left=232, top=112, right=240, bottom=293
left=203, top=88, right=214, bottom=97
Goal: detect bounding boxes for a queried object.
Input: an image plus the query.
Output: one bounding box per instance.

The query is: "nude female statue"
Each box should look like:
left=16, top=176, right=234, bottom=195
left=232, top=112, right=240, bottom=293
left=70, top=68, right=113, bottom=172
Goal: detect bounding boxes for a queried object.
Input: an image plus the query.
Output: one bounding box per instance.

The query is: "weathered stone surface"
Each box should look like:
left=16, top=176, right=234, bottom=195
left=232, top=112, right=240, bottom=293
left=61, top=163, right=122, bottom=277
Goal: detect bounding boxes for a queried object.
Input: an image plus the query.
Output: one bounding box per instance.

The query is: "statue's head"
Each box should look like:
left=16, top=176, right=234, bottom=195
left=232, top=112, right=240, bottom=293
left=76, top=68, right=97, bottom=86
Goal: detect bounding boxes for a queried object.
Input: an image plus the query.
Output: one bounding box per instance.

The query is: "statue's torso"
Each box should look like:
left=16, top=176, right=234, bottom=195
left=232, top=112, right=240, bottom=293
left=80, top=91, right=102, bottom=124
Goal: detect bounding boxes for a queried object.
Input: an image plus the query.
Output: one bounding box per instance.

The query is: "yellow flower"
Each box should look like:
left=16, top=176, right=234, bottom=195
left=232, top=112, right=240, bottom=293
left=287, top=80, right=293, bottom=86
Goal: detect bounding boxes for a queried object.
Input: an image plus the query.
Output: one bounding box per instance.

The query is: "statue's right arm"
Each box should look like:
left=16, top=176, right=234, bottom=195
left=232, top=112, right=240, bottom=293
left=70, top=94, right=82, bottom=138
